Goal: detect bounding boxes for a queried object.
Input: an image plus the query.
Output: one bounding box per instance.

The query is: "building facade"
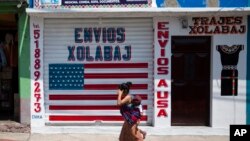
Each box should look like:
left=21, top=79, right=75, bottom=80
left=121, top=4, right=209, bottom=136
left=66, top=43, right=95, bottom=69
left=0, top=0, right=29, bottom=123
left=22, top=0, right=250, bottom=133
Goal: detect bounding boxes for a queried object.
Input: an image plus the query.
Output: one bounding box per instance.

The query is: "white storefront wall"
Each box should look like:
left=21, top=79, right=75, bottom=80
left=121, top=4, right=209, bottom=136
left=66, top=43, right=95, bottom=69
left=29, top=9, right=248, bottom=134
left=158, top=16, right=247, bottom=128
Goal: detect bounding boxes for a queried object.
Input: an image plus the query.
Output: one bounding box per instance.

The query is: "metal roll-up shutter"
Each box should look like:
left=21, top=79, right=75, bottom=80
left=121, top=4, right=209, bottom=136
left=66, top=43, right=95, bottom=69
left=43, top=18, right=153, bottom=125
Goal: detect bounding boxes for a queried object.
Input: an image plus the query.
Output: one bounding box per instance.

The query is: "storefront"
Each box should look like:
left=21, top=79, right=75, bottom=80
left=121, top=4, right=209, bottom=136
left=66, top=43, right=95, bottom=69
left=0, top=0, right=29, bottom=122
left=26, top=1, right=249, bottom=133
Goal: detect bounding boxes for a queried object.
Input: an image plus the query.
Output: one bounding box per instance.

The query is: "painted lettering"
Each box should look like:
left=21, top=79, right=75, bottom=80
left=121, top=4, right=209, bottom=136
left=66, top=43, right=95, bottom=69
left=158, top=22, right=169, bottom=30
left=75, top=27, right=125, bottom=43
left=158, top=40, right=168, bottom=48
left=157, top=100, right=168, bottom=108
left=157, top=67, right=168, bottom=75
left=157, top=22, right=169, bottom=75
left=157, top=79, right=168, bottom=87
left=32, top=115, right=42, bottom=119
left=156, top=21, right=170, bottom=119
left=157, top=109, right=167, bottom=117
left=67, top=45, right=131, bottom=62
left=189, top=16, right=246, bottom=34
left=157, top=91, right=169, bottom=108
left=156, top=80, right=169, bottom=118
left=68, top=46, right=76, bottom=61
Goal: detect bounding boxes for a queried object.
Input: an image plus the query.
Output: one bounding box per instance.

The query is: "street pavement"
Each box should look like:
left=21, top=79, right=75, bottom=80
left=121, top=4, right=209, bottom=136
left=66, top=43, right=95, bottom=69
left=0, top=121, right=230, bottom=141
left=0, top=132, right=229, bottom=141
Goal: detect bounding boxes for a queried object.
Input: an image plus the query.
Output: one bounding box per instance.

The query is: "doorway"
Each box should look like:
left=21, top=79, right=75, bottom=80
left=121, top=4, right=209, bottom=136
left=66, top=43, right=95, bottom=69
left=0, top=14, right=19, bottom=120
left=171, top=36, right=211, bottom=126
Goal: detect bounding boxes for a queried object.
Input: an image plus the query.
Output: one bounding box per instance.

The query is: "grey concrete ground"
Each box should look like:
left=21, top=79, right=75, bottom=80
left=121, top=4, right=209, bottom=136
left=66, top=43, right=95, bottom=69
left=0, top=121, right=229, bottom=141
left=0, top=133, right=229, bottom=141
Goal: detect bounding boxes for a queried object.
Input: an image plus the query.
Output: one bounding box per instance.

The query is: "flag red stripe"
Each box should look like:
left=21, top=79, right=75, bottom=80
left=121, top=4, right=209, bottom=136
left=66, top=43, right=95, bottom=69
left=84, top=73, right=148, bottom=79
left=49, top=105, right=148, bottom=110
left=49, top=94, right=148, bottom=100
left=84, top=84, right=148, bottom=90
left=49, top=115, right=148, bottom=121
left=50, top=105, right=118, bottom=110
left=84, top=63, right=148, bottom=68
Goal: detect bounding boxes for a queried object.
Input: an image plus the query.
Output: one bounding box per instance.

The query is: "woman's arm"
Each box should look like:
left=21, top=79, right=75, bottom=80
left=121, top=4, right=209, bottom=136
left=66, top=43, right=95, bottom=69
left=117, top=89, right=131, bottom=106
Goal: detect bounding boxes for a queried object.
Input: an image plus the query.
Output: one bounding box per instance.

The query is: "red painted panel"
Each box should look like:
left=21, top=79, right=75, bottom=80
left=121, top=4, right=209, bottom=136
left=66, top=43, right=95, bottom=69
left=84, top=73, right=148, bottom=79
left=49, top=94, right=148, bottom=100
left=84, top=84, right=148, bottom=90
left=49, top=105, right=148, bottom=110
left=49, top=115, right=148, bottom=121
left=84, top=63, right=148, bottom=68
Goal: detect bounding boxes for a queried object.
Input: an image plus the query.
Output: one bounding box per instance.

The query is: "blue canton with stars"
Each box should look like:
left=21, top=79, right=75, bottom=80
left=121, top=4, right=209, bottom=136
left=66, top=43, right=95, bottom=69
left=49, top=64, right=84, bottom=90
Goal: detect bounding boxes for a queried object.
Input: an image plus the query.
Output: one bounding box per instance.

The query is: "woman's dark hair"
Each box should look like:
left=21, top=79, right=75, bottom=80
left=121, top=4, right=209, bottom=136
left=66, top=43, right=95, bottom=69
left=118, top=82, right=132, bottom=94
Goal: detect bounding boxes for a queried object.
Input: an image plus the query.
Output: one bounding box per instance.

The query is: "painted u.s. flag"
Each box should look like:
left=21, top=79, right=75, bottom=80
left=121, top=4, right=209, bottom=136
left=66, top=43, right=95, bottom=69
left=49, top=64, right=85, bottom=90
left=47, top=63, right=151, bottom=124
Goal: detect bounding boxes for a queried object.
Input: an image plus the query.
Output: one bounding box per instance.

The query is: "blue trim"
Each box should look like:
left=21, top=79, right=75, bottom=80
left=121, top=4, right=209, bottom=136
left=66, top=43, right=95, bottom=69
left=156, top=0, right=165, bottom=7
left=177, top=0, right=206, bottom=7
left=247, top=16, right=250, bottom=124
left=29, top=0, right=33, bottom=8
left=219, top=0, right=248, bottom=7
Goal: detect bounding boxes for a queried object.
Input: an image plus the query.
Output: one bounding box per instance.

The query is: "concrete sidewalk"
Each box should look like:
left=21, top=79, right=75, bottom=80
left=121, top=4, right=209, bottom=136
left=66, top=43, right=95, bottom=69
left=0, top=132, right=229, bottom=141
left=0, top=121, right=230, bottom=141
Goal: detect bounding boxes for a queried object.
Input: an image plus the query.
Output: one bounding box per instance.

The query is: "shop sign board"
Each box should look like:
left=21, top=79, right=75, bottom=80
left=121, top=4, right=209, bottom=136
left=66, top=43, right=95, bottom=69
left=34, top=0, right=151, bottom=8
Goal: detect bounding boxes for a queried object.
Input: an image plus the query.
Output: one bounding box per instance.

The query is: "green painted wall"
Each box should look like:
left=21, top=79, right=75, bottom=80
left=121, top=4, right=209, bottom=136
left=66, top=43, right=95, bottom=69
left=0, top=1, right=30, bottom=123
left=1, top=1, right=30, bottom=98
left=18, top=10, right=30, bottom=99
left=0, top=1, right=30, bottom=99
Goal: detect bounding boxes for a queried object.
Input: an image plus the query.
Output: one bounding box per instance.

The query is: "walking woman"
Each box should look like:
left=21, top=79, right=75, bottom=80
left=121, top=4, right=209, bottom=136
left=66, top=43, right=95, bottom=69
left=117, top=82, right=144, bottom=141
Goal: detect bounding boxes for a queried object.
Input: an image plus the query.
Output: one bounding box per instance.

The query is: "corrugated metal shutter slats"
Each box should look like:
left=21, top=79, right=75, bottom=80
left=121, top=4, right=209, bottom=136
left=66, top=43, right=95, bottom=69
left=44, top=18, right=153, bottom=125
